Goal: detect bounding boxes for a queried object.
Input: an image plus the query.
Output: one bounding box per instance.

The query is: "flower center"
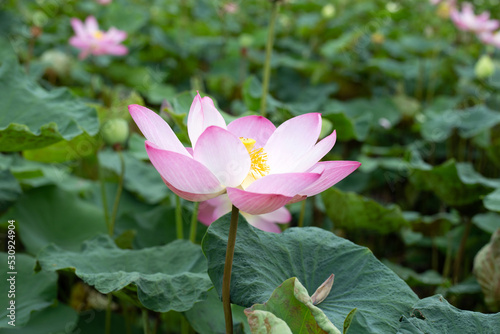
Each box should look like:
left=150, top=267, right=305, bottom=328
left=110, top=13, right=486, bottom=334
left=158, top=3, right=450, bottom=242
left=92, top=30, right=104, bottom=40
left=239, top=137, right=269, bottom=187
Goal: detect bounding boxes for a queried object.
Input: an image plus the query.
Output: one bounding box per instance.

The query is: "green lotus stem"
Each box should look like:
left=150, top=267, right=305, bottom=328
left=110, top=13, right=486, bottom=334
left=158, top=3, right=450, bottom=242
left=260, top=1, right=279, bottom=117
left=453, top=217, right=472, bottom=283
left=98, top=155, right=110, bottom=231
left=123, top=303, right=132, bottom=334
left=181, top=317, right=189, bottom=334
left=105, top=294, right=112, bottom=334
left=222, top=205, right=240, bottom=334
left=99, top=152, right=113, bottom=334
left=142, top=308, right=150, bottom=334
left=109, top=150, right=125, bottom=237
left=442, top=234, right=453, bottom=279
left=189, top=202, right=200, bottom=243
left=176, top=196, right=184, bottom=239
left=415, top=59, right=424, bottom=100
left=298, top=199, right=307, bottom=228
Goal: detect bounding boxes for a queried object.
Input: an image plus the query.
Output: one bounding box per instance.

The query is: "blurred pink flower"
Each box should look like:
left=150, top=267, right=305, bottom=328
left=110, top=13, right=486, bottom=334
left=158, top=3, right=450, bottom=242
left=479, top=31, right=500, bottom=48
left=450, top=2, right=499, bottom=33
left=69, top=16, right=127, bottom=59
left=96, top=0, right=112, bottom=4
left=429, top=0, right=455, bottom=5
left=378, top=118, right=391, bottom=129
left=199, top=194, right=291, bottom=233
left=129, top=93, right=360, bottom=215
left=223, top=3, right=238, bottom=14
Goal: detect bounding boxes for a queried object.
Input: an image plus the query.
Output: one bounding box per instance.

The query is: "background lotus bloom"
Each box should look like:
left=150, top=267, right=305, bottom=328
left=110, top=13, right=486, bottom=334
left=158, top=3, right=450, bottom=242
left=69, top=16, right=128, bottom=60
left=450, top=3, right=499, bottom=33
left=480, top=31, right=500, bottom=48
left=129, top=93, right=360, bottom=215
left=96, top=0, right=112, bottom=4
left=223, top=3, right=238, bottom=14
left=199, top=194, right=291, bottom=233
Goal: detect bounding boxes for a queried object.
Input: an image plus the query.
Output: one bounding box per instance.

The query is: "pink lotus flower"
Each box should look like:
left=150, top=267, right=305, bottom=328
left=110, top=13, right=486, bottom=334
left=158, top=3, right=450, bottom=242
left=450, top=2, right=499, bottom=33
left=199, top=194, right=291, bottom=233
left=96, top=0, right=112, bottom=4
left=69, top=16, right=127, bottom=60
left=479, top=31, right=500, bottom=48
left=129, top=93, right=360, bottom=215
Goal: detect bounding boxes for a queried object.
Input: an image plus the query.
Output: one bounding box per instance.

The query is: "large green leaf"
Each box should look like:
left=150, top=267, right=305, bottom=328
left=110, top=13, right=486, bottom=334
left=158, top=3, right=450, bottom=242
left=321, top=187, right=409, bottom=234
left=396, top=295, right=500, bottom=333
left=128, top=133, right=149, bottom=160
left=0, top=169, right=22, bottom=212
left=484, top=189, right=500, bottom=212
left=202, top=216, right=419, bottom=334
left=0, top=253, right=57, bottom=328
left=246, top=277, right=341, bottom=334
left=4, top=154, right=93, bottom=193
left=472, top=212, right=500, bottom=234
left=321, top=111, right=365, bottom=142
left=116, top=204, right=208, bottom=249
left=382, top=261, right=445, bottom=286
left=0, top=39, right=99, bottom=152
left=322, top=98, right=401, bottom=141
left=104, top=1, right=149, bottom=33
left=38, top=235, right=212, bottom=312
left=184, top=289, right=249, bottom=334
left=241, top=76, right=287, bottom=116
left=410, top=160, right=500, bottom=206
left=22, top=133, right=100, bottom=163
left=0, top=304, right=78, bottom=334
left=6, top=186, right=106, bottom=255
left=421, top=105, right=500, bottom=142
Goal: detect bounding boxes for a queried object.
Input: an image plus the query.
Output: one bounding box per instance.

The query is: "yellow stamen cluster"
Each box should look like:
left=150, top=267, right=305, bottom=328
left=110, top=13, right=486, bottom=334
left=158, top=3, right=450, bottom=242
left=93, top=30, right=104, bottom=39
left=240, top=137, right=269, bottom=178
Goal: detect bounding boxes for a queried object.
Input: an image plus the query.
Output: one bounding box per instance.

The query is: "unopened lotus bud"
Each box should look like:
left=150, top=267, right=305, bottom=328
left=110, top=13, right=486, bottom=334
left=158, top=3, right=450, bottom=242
left=473, top=229, right=500, bottom=312
left=475, top=55, right=495, bottom=79
left=101, top=119, right=129, bottom=146
left=40, top=50, right=72, bottom=77
left=279, top=14, right=291, bottom=29
left=321, top=4, right=336, bottom=19
left=311, top=274, right=335, bottom=305
left=32, top=11, right=48, bottom=27
left=320, top=119, right=333, bottom=139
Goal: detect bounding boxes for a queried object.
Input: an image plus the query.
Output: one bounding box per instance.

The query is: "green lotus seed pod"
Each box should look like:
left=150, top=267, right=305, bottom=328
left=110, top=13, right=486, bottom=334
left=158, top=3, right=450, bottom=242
left=320, top=118, right=333, bottom=139
left=475, top=55, right=495, bottom=79
left=321, top=4, right=336, bottom=19
left=239, top=34, right=254, bottom=48
left=473, top=228, right=500, bottom=312
left=101, top=118, right=129, bottom=146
